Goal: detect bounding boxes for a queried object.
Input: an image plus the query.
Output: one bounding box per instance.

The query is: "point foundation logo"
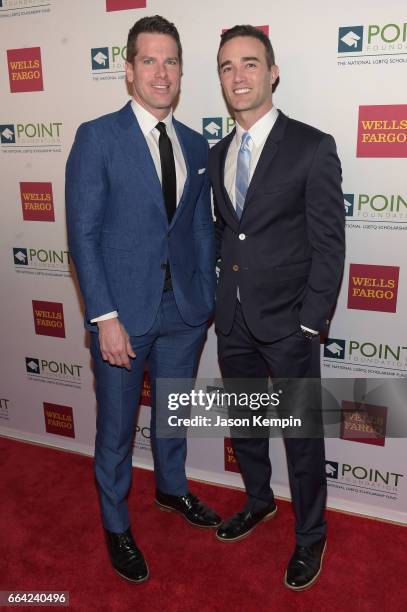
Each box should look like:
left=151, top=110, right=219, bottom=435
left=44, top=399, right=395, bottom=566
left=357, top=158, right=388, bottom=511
left=344, top=194, right=354, bottom=216
left=0, top=1, right=51, bottom=17
left=32, top=300, right=65, bottom=338
left=20, top=182, right=54, bottom=221
left=345, top=191, right=407, bottom=224
left=326, top=459, right=403, bottom=500
left=44, top=402, right=75, bottom=438
left=106, top=0, right=146, bottom=11
left=202, top=116, right=235, bottom=146
left=91, top=47, right=109, bottom=70
left=347, top=264, right=399, bottom=313
left=134, top=421, right=151, bottom=452
left=13, top=248, right=28, bottom=265
left=338, top=26, right=364, bottom=53
left=7, top=47, right=43, bottom=93
left=0, top=125, right=15, bottom=143
left=133, top=405, right=152, bottom=453
left=357, top=105, right=407, bottom=158
left=224, top=437, right=240, bottom=473
left=341, top=401, right=387, bottom=447
left=0, top=122, right=62, bottom=153
left=90, top=45, right=126, bottom=80
left=323, top=339, right=346, bottom=360
left=337, top=22, right=407, bottom=66
left=323, top=337, right=407, bottom=376
left=25, top=356, right=82, bottom=388
left=13, top=245, right=70, bottom=277
left=325, top=460, right=339, bottom=478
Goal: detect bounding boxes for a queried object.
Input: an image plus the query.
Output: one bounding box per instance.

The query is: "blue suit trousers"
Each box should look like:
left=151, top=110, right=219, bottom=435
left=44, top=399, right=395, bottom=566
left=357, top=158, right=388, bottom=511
left=90, top=290, right=207, bottom=533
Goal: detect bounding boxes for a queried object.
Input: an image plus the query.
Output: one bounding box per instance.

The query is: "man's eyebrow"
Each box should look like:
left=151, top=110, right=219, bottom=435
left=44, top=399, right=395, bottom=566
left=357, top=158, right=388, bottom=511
left=219, top=59, right=232, bottom=70
left=139, top=55, right=179, bottom=60
left=241, top=56, right=260, bottom=62
left=219, top=56, right=261, bottom=69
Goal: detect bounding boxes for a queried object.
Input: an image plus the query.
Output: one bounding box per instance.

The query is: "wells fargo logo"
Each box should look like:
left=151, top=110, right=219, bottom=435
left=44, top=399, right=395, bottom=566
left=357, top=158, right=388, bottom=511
left=341, top=401, right=387, bottom=447
left=7, top=47, right=43, bottom=93
left=44, top=402, right=75, bottom=438
left=224, top=437, right=240, bottom=473
left=347, top=264, right=399, bottom=313
left=32, top=300, right=65, bottom=338
left=20, top=182, right=54, bottom=221
left=357, top=105, right=407, bottom=158
left=106, top=0, right=146, bottom=11
left=140, top=370, right=151, bottom=407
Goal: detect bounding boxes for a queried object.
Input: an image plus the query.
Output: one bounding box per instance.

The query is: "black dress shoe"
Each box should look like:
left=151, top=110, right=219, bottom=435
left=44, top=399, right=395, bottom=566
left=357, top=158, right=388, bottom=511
left=105, top=528, right=149, bottom=583
left=155, top=490, right=221, bottom=528
left=216, top=502, right=277, bottom=542
left=284, top=537, right=327, bottom=591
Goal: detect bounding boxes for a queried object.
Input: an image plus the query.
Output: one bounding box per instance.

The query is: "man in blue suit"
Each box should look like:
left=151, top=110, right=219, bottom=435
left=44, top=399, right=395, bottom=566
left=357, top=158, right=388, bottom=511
left=66, top=15, right=220, bottom=583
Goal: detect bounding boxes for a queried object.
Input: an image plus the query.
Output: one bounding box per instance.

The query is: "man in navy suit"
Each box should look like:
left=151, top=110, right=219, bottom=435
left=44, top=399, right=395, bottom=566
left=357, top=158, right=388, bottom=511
left=66, top=15, right=220, bottom=583
left=209, top=26, right=345, bottom=590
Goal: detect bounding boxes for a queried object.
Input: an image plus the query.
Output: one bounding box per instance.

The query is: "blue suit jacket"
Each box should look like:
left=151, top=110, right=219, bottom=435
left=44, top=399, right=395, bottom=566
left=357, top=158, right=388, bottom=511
left=66, top=101, right=215, bottom=336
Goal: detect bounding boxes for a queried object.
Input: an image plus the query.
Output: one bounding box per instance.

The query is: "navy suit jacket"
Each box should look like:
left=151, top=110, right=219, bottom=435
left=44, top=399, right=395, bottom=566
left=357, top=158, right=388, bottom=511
left=66, top=101, right=215, bottom=336
left=209, top=111, right=345, bottom=342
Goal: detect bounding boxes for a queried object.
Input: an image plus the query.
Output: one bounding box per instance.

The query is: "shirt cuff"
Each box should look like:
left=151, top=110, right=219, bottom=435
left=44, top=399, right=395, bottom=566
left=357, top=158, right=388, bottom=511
left=90, top=311, right=118, bottom=323
left=300, top=325, right=319, bottom=335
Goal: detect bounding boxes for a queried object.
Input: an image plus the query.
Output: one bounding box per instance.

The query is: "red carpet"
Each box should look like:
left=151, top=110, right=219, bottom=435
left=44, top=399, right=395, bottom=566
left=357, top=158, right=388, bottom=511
left=0, top=436, right=406, bottom=612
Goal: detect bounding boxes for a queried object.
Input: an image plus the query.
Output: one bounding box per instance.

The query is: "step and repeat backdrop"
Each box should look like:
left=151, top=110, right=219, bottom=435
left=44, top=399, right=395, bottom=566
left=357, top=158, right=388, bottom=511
left=1, top=0, right=406, bottom=523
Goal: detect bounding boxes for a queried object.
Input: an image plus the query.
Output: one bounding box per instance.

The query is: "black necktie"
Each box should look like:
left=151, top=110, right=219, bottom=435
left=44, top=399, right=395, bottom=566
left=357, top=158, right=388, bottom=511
left=156, top=122, right=176, bottom=223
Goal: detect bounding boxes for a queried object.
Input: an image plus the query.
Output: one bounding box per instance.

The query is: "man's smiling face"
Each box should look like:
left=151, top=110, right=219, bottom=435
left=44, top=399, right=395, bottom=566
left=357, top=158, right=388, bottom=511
left=218, top=35, right=278, bottom=126
left=125, top=32, right=181, bottom=120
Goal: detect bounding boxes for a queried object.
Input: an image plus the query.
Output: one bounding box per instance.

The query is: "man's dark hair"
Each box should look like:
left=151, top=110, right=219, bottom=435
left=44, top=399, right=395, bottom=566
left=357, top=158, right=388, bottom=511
left=126, top=15, right=182, bottom=65
left=218, top=24, right=275, bottom=70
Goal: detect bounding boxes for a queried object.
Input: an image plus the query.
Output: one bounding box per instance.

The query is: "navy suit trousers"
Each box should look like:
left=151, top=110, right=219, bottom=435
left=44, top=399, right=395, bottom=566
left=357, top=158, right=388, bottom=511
left=218, top=301, right=327, bottom=547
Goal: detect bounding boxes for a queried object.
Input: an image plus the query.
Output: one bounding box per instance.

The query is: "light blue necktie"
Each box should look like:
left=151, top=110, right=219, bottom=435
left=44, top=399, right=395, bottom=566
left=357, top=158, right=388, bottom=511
left=235, top=132, right=252, bottom=220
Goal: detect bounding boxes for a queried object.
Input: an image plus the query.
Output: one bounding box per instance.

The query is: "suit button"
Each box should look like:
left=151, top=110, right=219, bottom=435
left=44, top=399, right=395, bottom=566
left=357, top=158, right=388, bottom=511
left=239, top=233, right=246, bottom=240
left=160, top=263, right=167, bottom=270
left=232, top=264, right=239, bottom=272
left=325, top=319, right=330, bottom=325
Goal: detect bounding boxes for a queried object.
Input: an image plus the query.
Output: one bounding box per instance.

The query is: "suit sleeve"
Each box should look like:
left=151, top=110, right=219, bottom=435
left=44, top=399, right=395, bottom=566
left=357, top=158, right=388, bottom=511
left=193, top=141, right=216, bottom=309
left=213, top=192, right=225, bottom=263
left=65, top=122, right=116, bottom=322
left=208, top=145, right=225, bottom=263
left=300, top=134, right=345, bottom=332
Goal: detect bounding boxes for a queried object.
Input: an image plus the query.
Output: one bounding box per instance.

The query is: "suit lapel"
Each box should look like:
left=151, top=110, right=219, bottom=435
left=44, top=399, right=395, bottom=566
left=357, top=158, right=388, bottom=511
left=171, top=118, right=191, bottom=228
left=215, top=129, right=239, bottom=225
left=115, top=101, right=167, bottom=223
left=243, top=111, right=288, bottom=212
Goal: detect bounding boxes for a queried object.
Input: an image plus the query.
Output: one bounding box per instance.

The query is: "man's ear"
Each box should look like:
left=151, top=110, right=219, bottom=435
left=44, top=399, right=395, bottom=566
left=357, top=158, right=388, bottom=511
left=125, top=61, right=134, bottom=83
left=271, top=65, right=280, bottom=87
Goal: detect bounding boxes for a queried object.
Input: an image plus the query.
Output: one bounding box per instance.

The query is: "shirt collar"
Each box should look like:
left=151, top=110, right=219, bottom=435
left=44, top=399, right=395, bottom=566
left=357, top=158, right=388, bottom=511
left=235, top=106, right=279, bottom=148
left=131, top=99, right=174, bottom=137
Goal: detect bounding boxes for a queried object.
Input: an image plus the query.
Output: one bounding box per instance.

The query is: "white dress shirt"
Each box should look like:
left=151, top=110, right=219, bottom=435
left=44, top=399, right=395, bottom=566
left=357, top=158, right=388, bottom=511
left=91, top=100, right=187, bottom=323
left=131, top=99, right=187, bottom=206
left=224, top=107, right=317, bottom=335
left=224, top=106, right=279, bottom=206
